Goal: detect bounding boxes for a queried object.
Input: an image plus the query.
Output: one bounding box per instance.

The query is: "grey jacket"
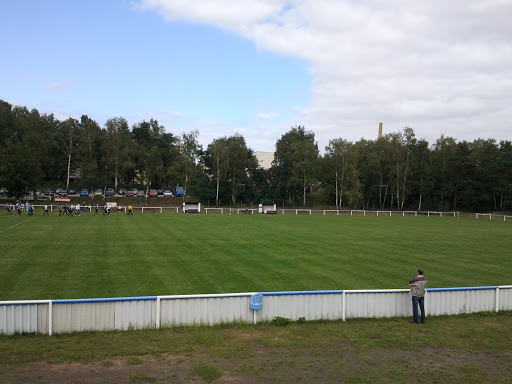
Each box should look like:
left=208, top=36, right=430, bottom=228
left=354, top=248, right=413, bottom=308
left=408, top=275, right=427, bottom=297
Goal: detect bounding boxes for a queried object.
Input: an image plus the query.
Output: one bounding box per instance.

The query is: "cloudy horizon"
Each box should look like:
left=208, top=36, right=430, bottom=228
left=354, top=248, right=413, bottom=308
left=1, top=0, right=511, bottom=152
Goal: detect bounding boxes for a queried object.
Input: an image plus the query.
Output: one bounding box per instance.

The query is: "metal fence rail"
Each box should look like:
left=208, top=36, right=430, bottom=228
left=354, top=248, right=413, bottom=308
left=475, top=213, right=512, bottom=221
left=17, top=206, right=512, bottom=221
left=280, top=209, right=460, bottom=217
left=1, top=286, right=511, bottom=335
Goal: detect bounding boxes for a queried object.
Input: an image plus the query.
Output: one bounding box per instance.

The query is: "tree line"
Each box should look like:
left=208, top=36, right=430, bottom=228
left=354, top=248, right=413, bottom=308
left=0, top=100, right=510, bottom=212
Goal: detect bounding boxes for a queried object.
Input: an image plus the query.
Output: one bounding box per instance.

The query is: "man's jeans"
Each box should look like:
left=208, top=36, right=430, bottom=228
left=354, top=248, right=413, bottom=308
left=412, top=296, right=425, bottom=323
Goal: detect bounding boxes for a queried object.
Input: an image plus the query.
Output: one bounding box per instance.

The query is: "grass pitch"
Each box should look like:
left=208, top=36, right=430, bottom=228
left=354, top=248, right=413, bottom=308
left=1, top=313, right=512, bottom=383
left=0, top=212, right=510, bottom=300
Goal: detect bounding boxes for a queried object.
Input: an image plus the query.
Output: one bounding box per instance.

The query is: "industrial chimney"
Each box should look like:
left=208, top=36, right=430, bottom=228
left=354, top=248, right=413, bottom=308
left=378, top=122, right=383, bottom=139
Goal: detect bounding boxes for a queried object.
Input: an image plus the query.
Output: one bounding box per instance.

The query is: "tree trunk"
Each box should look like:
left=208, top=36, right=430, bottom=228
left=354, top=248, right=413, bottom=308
left=335, top=170, right=339, bottom=208
left=418, top=175, right=423, bottom=211
left=66, top=150, right=71, bottom=190
left=216, top=168, right=220, bottom=206
left=401, top=148, right=410, bottom=211
left=396, top=162, right=400, bottom=211
left=381, top=183, right=389, bottom=210
left=303, top=173, right=306, bottom=207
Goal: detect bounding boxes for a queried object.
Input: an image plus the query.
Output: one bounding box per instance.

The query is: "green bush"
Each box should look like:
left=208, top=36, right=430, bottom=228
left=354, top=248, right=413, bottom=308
left=273, top=316, right=292, bottom=326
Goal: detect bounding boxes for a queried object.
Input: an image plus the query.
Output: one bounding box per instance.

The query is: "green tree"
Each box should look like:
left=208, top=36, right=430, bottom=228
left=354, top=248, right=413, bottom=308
left=273, top=126, right=319, bottom=206
left=353, top=139, right=380, bottom=209
left=431, top=135, right=457, bottom=210
left=168, top=130, right=202, bottom=192
left=323, top=138, right=360, bottom=208
left=225, top=134, right=258, bottom=205
left=0, top=141, right=41, bottom=198
left=0, top=100, right=17, bottom=145
left=57, top=118, right=79, bottom=190
left=103, top=117, right=134, bottom=188
left=409, top=139, right=433, bottom=211
left=145, top=146, right=164, bottom=187
left=497, top=141, right=512, bottom=211
left=206, top=137, right=230, bottom=206
left=78, top=115, right=105, bottom=188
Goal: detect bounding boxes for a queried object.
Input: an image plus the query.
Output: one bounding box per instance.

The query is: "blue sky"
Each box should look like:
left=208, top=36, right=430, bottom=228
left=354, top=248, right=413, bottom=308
left=1, top=0, right=511, bottom=152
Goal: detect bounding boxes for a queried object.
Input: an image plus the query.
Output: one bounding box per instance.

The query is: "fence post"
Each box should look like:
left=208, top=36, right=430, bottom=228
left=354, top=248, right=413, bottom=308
left=496, top=287, right=499, bottom=313
left=342, top=291, right=346, bottom=322
left=425, top=290, right=428, bottom=320
left=156, top=297, right=161, bottom=329
left=49, top=301, right=53, bottom=336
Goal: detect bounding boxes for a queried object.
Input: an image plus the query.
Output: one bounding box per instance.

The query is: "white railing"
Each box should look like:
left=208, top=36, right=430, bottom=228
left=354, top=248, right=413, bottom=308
left=475, top=213, right=512, bottom=221
left=204, top=208, right=257, bottom=215
left=280, top=209, right=460, bottom=217
left=1, top=286, right=510, bottom=335
left=18, top=206, right=512, bottom=221
left=15, top=205, right=459, bottom=218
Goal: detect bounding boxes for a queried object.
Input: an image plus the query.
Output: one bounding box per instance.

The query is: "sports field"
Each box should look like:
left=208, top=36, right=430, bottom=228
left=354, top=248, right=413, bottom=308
left=0, top=212, right=510, bottom=300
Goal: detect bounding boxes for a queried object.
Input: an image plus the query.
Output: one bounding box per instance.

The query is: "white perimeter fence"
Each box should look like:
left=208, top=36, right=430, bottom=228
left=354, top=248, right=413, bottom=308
left=13, top=206, right=512, bottom=221
left=1, top=286, right=511, bottom=335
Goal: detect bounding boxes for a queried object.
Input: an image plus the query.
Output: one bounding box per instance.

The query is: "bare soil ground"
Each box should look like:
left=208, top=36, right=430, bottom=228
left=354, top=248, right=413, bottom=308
left=1, top=339, right=511, bottom=383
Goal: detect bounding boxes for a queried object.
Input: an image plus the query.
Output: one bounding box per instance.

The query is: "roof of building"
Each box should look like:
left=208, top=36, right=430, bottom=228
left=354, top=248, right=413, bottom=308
left=254, top=152, right=274, bottom=170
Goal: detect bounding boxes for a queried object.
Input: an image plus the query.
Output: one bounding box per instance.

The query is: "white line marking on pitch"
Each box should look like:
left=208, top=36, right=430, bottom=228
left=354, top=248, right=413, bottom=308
left=0, top=217, right=35, bottom=234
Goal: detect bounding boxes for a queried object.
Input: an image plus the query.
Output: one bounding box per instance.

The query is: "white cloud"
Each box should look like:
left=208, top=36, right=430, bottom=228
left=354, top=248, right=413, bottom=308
left=43, top=81, right=76, bottom=92
left=137, top=0, right=512, bottom=150
left=256, top=112, right=279, bottom=120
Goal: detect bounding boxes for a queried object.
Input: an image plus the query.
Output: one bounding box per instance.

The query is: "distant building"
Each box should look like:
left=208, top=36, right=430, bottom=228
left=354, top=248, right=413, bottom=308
left=254, top=152, right=274, bottom=170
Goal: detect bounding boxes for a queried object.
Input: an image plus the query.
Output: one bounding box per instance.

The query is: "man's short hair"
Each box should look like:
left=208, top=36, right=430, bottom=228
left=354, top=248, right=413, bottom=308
left=417, top=268, right=424, bottom=275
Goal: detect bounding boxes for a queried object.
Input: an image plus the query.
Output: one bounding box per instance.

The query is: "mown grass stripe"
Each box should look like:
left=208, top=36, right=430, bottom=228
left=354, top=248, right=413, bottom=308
left=0, top=214, right=510, bottom=300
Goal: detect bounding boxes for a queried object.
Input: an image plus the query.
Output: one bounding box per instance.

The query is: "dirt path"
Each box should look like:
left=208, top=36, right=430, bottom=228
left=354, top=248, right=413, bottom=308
left=2, top=344, right=511, bottom=383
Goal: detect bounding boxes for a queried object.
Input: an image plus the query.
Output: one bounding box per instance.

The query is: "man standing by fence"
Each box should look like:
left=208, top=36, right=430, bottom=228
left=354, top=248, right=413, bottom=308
left=409, top=268, right=427, bottom=324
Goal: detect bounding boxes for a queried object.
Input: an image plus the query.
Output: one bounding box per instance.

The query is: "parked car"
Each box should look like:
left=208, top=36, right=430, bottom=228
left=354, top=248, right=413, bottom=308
left=56, top=188, right=67, bottom=196
left=68, top=189, right=76, bottom=195
left=149, top=189, right=158, bottom=197
left=94, top=189, right=103, bottom=196
left=157, top=189, right=164, bottom=196
left=137, top=190, right=145, bottom=196
left=80, top=189, right=89, bottom=196
left=44, top=188, right=53, bottom=196
left=119, top=188, right=126, bottom=195
left=125, top=189, right=134, bottom=197
left=163, top=190, right=173, bottom=197
left=174, top=186, right=184, bottom=196
left=105, top=188, right=115, bottom=197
